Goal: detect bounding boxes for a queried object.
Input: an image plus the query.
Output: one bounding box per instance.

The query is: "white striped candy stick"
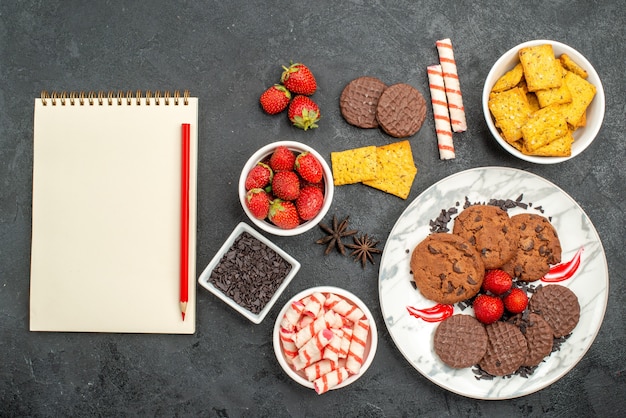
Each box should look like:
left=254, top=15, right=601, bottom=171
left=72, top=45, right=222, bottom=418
left=313, top=367, right=349, bottom=395
left=427, top=64, right=455, bottom=159
left=322, top=332, right=342, bottom=364
left=302, top=291, right=326, bottom=318
left=279, top=327, right=298, bottom=364
left=280, top=299, right=305, bottom=331
left=304, top=358, right=338, bottom=382
left=294, top=328, right=334, bottom=371
left=294, top=310, right=339, bottom=348
left=436, top=38, right=467, bottom=132
left=346, top=318, right=370, bottom=375
left=338, top=325, right=353, bottom=359
left=324, top=293, right=364, bottom=323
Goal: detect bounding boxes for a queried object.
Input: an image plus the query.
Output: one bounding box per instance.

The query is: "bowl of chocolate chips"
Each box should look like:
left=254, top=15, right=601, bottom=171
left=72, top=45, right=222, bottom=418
left=197, top=222, right=300, bottom=324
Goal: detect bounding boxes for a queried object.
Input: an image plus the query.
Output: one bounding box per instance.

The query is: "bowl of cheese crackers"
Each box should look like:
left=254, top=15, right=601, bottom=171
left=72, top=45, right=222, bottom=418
left=482, top=40, right=605, bottom=164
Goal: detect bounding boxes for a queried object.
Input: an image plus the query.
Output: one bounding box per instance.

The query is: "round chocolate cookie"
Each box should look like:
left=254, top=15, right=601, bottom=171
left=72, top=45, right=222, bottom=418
left=452, top=205, right=519, bottom=270
left=434, top=314, right=488, bottom=368
left=410, top=233, right=485, bottom=304
left=509, top=312, right=554, bottom=367
left=375, top=83, right=426, bottom=138
left=479, top=321, right=529, bottom=376
left=529, top=284, right=580, bottom=338
left=501, top=213, right=562, bottom=281
left=340, top=76, right=387, bottom=128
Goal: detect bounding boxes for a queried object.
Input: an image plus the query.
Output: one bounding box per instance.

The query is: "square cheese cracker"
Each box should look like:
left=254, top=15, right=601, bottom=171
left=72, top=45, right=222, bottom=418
left=559, top=54, right=588, bottom=79
left=521, top=105, right=569, bottom=152
left=555, top=71, right=596, bottom=127
left=535, top=61, right=572, bottom=108
left=362, top=140, right=417, bottom=199
left=488, top=87, right=533, bottom=143
left=491, top=63, right=525, bottom=93
left=331, top=145, right=377, bottom=185
left=524, top=130, right=574, bottom=157
left=519, top=44, right=562, bottom=92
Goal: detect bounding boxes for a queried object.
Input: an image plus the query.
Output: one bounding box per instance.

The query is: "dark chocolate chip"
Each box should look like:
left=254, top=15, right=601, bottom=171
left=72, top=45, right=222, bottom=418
left=208, top=232, right=292, bottom=314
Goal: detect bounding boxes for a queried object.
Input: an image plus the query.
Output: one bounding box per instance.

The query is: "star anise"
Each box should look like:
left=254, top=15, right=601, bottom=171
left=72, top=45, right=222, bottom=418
left=346, top=234, right=382, bottom=268
left=316, top=215, right=358, bottom=255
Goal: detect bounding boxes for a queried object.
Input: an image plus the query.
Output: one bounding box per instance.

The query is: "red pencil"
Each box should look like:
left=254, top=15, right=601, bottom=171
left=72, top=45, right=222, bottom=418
left=180, top=123, right=190, bottom=320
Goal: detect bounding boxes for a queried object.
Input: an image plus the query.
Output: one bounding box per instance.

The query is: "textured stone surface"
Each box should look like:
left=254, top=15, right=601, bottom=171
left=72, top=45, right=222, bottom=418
left=0, top=1, right=624, bottom=416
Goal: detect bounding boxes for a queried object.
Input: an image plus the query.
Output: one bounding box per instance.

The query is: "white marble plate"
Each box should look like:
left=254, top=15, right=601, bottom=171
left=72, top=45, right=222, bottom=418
left=378, top=167, right=608, bottom=400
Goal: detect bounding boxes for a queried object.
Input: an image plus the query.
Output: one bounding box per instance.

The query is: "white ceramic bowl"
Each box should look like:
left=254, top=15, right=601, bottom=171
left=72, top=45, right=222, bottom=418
left=482, top=40, right=605, bottom=164
left=239, top=141, right=334, bottom=236
left=272, top=286, right=378, bottom=392
left=197, top=222, right=300, bottom=324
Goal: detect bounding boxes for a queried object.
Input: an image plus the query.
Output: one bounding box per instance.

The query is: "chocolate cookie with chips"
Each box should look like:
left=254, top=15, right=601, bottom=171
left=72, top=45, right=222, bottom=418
left=501, top=213, right=562, bottom=281
left=452, top=205, right=519, bottom=270
left=410, top=233, right=485, bottom=304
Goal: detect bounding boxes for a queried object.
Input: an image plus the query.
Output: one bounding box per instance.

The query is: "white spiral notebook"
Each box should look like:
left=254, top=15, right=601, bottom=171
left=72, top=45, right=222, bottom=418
left=30, top=90, right=198, bottom=333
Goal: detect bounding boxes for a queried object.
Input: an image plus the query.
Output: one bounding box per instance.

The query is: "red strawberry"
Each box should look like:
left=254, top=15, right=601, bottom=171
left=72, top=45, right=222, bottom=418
left=473, top=294, right=504, bottom=325
left=269, top=146, right=296, bottom=171
left=299, top=178, right=325, bottom=194
left=503, top=288, right=529, bottom=314
left=295, top=152, right=323, bottom=183
left=296, top=185, right=324, bottom=221
left=280, top=63, right=317, bottom=95
left=288, top=95, right=320, bottom=131
left=268, top=199, right=301, bottom=229
left=272, top=170, right=300, bottom=200
left=259, top=84, right=291, bottom=115
left=245, top=188, right=270, bottom=219
left=482, top=269, right=513, bottom=295
left=245, top=162, right=273, bottom=190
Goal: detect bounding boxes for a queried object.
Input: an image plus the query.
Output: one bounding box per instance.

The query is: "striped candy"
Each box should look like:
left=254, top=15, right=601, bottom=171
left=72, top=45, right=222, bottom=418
left=346, top=318, right=370, bottom=375
left=436, top=38, right=467, bottom=132
left=325, top=293, right=364, bottom=323
left=293, top=328, right=334, bottom=371
left=278, top=291, right=372, bottom=395
left=427, top=64, right=455, bottom=159
left=313, top=367, right=349, bottom=395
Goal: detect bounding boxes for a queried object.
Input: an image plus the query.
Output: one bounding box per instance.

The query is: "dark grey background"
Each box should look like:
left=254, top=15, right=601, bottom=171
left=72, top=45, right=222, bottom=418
left=1, top=1, right=624, bottom=416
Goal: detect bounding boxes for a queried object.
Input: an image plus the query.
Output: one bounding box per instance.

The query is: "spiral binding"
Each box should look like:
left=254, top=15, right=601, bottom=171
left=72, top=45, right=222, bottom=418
left=40, top=90, right=191, bottom=106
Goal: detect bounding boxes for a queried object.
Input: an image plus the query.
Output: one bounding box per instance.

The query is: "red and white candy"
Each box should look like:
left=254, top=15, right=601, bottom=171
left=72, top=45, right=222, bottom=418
left=436, top=38, right=467, bottom=133
left=346, top=318, right=370, bottom=375
left=294, top=310, right=340, bottom=348
left=313, top=367, right=349, bottom=395
left=427, top=64, right=455, bottom=160
left=293, top=328, right=334, bottom=371
left=278, top=291, right=371, bottom=394
left=325, top=293, right=364, bottom=323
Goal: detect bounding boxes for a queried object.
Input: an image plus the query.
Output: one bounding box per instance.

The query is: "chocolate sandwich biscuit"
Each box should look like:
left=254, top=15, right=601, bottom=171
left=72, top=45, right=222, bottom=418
left=529, top=284, right=580, bottom=338
left=434, top=314, right=488, bottom=368
left=340, top=76, right=387, bottom=129
left=510, top=312, right=554, bottom=367
left=479, top=321, right=529, bottom=376
left=376, top=83, right=426, bottom=138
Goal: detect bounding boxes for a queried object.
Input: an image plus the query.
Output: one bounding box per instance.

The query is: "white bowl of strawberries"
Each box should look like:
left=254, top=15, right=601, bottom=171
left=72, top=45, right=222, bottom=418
left=239, top=141, right=334, bottom=236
